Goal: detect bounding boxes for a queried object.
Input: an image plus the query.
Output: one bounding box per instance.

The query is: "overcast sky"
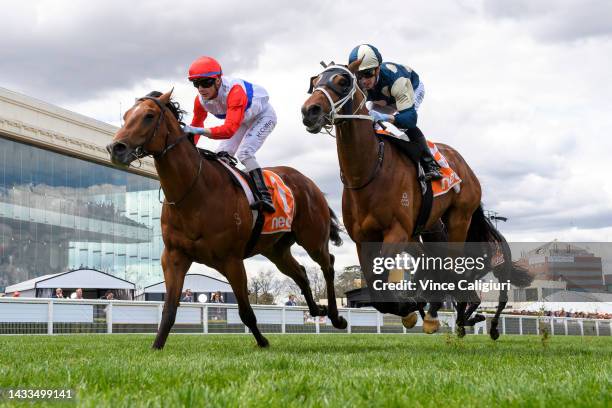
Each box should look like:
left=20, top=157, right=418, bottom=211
left=2, top=0, right=612, bottom=277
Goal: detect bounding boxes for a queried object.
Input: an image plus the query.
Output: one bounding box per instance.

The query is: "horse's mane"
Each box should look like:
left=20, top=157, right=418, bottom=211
left=145, top=91, right=186, bottom=125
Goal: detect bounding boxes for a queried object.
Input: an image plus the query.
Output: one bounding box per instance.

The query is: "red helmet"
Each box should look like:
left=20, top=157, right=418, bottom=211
left=188, top=56, right=222, bottom=80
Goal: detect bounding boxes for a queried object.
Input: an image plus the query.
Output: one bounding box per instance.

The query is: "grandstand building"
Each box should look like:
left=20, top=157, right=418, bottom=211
left=0, top=87, right=163, bottom=292
left=518, top=241, right=606, bottom=293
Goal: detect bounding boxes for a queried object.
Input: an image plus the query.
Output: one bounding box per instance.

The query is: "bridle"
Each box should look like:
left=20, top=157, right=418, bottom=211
left=309, top=65, right=384, bottom=190
left=309, top=65, right=373, bottom=136
left=117, top=96, right=203, bottom=206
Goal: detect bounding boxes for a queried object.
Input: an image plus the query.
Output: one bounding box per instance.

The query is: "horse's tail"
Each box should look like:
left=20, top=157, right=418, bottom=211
left=329, top=207, right=343, bottom=247
left=467, top=205, right=533, bottom=288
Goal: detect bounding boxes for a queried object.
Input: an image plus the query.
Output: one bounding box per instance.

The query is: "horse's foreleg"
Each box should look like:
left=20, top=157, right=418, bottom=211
left=379, top=223, right=424, bottom=329
left=223, top=258, right=269, bottom=348
left=152, top=248, right=191, bottom=350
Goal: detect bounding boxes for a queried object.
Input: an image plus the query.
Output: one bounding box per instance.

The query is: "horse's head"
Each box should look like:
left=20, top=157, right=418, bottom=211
left=107, top=89, right=175, bottom=167
left=301, top=59, right=365, bottom=133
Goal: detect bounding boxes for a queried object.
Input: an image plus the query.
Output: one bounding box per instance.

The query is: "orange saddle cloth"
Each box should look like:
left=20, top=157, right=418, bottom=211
left=374, top=127, right=462, bottom=198
left=261, top=170, right=295, bottom=234
left=426, top=141, right=462, bottom=197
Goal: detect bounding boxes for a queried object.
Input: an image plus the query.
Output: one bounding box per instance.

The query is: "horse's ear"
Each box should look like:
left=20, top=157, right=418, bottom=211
left=159, top=88, right=174, bottom=104
left=347, top=58, right=363, bottom=74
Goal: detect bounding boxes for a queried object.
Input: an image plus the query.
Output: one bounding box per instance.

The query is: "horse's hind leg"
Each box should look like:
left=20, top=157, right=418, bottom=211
left=152, top=248, right=191, bottom=350
left=264, top=246, right=327, bottom=319
left=490, top=289, right=508, bottom=341
left=306, top=249, right=347, bottom=329
left=222, top=258, right=269, bottom=348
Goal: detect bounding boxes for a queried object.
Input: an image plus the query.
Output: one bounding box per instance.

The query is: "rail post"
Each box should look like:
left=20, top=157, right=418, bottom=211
left=47, top=300, right=54, bottom=335
left=347, top=309, right=352, bottom=334
left=106, top=302, right=113, bottom=334
left=157, top=303, right=163, bottom=329
left=550, top=318, right=554, bottom=336
left=281, top=306, right=286, bottom=334
left=203, top=305, right=208, bottom=334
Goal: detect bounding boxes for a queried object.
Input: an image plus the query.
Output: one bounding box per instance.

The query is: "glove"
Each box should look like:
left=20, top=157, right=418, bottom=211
left=183, top=125, right=207, bottom=135
left=369, top=110, right=394, bottom=123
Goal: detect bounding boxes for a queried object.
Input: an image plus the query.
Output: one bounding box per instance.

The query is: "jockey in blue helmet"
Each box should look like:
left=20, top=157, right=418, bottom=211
left=348, top=44, right=442, bottom=181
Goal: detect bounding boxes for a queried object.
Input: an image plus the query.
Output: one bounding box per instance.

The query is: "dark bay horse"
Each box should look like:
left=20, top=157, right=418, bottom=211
left=301, top=62, right=531, bottom=339
left=107, top=90, right=346, bottom=349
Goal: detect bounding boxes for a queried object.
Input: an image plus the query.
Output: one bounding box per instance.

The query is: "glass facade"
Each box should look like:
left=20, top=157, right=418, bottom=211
left=0, top=136, right=164, bottom=291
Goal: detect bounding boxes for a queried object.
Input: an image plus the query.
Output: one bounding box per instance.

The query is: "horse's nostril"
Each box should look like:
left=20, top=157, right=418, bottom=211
left=112, top=142, right=127, bottom=155
left=308, top=104, right=322, bottom=117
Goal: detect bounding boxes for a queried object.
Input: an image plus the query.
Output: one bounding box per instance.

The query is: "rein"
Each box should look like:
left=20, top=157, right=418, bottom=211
left=119, top=96, right=203, bottom=207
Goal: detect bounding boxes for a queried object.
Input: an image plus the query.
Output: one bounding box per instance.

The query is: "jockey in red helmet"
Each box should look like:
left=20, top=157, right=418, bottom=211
left=184, top=56, right=276, bottom=213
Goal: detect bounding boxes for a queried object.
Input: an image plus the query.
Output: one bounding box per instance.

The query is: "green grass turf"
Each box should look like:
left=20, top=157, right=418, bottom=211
left=0, top=334, right=610, bottom=407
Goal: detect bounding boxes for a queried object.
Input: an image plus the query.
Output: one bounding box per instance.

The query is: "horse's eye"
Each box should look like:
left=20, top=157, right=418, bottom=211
left=338, top=77, right=348, bottom=87
left=144, top=113, right=155, bottom=120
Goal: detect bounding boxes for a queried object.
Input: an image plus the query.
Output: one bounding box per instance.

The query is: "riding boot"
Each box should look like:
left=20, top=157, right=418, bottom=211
left=406, top=127, right=443, bottom=181
left=249, top=168, right=276, bottom=213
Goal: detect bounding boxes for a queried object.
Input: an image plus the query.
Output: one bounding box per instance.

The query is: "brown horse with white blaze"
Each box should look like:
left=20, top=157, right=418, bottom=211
left=301, top=62, right=527, bottom=338
left=107, top=90, right=346, bottom=349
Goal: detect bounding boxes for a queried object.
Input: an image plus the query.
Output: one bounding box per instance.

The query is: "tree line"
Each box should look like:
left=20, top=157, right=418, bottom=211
left=247, top=265, right=362, bottom=305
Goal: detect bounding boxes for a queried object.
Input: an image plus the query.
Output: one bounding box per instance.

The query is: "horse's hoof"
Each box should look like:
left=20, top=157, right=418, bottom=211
left=456, top=325, right=466, bottom=338
left=257, top=337, right=270, bottom=348
left=318, top=305, right=328, bottom=316
left=473, top=314, right=486, bottom=324
left=333, top=316, right=348, bottom=330
left=402, top=312, right=418, bottom=329
left=422, top=313, right=440, bottom=334
left=490, top=328, right=500, bottom=341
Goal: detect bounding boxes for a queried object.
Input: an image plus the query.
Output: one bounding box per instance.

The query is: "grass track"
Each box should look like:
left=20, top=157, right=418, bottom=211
left=0, top=334, right=610, bottom=407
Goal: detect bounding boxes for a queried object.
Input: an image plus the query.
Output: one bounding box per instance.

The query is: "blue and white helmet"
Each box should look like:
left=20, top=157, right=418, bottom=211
left=348, top=44, right=383, bottom=71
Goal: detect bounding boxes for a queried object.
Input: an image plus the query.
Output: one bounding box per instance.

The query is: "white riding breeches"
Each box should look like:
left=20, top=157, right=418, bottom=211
left=413, top=81, right=425, bottom=112
left=216, top=100, right=277, bottom=170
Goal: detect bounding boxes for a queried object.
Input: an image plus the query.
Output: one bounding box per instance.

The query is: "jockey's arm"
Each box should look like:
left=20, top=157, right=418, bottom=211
left=189, top=98, right=209, bottom=144
left=390, top=76, right=418, bottom=129
left=187, top=86, right=248, bottom=142
left=207, top=86, right=248, bottom=140
left=191, top=97, right=208, bottom=127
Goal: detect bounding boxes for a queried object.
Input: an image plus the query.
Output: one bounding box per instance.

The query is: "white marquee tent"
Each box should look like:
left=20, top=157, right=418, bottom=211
left=4, top=269, right=136, bottom=299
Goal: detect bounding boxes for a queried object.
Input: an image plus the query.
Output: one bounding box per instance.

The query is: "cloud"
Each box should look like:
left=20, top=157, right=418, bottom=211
left=0, top=0, right=315, bottom=102
left=483, top=0, right=612, bottom=42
